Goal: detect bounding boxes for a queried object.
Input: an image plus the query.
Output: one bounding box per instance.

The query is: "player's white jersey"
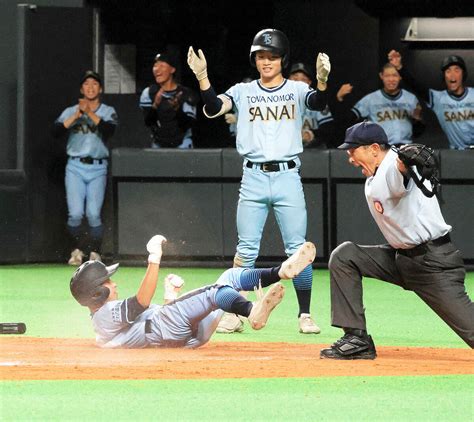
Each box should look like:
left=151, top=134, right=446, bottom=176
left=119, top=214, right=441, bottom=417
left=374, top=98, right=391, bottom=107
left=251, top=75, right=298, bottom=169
left=55, top=104, right=118, bottom=158
left=352, top=89, right=419, bottom=146
left=92, top=299, right=158, bottom=348
left=364, top=149, right=451, bottom=249
left=428, top=87, right=474, bottom=150
left=224, top=79, right=315, bottom=162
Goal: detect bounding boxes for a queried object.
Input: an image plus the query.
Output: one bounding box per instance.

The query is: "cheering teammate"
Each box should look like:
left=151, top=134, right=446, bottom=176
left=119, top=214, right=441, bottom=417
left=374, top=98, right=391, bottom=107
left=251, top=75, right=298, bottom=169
left=334, top=63, right=424, bottom=147
left=388, top=50, right=473, bottom=150
left=187, top=28, right=330, bottom=334
left=53, top=71, right=118, bottom=266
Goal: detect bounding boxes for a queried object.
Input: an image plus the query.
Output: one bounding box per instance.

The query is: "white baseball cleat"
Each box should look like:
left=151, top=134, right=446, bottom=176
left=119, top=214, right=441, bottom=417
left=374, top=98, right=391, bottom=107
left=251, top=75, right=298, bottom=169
left=278, top=242, right=316, bottom=279
left=298, top=313, right=321, bottom=334
left=248, top=282, right=285, bottom=330
left=216, top=313, right=245, bottom=333
left=68, top=249, right=85, bottom=266
left=89, top=251, right=102, bottom=262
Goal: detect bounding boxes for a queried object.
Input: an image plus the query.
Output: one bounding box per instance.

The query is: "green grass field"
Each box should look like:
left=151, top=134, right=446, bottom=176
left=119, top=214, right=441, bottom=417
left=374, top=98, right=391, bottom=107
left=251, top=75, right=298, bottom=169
left=1, top=265, right=473, bottom=421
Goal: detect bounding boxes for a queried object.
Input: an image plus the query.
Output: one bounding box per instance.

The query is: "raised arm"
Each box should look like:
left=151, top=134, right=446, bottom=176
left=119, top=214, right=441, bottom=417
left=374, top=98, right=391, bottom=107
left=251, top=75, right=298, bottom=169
left=388, top=50, right=429, bottom=103
left=187, top=47, right=232, bottom=118
left=136, top=235, right=167, bottom=308
left=306, top=53, right=331, bottom=111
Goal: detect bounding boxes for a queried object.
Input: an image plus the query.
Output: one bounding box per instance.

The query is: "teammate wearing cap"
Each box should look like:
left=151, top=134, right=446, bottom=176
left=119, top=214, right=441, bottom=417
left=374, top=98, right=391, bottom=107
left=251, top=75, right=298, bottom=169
left=187, top=28, right=331, bottom=334
left=388, top=50, right=473, bottom=150
left=288, top=62, right=335, bottom=148
left=320, top=121, right=474, bottom=360
left=53, top=70, right=118, bottom=266
left=333, top=62, right=424, bottom=147
left=139, top=51, right=198, bottom=148
left=70, top=234, right=316, bottom=349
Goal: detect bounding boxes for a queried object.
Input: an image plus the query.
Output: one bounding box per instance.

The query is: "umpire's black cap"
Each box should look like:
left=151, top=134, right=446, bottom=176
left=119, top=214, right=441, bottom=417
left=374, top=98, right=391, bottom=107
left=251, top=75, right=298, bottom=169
left=80, top=70, right=102, bottom=86
left=338, top=121, right=389, bottom=150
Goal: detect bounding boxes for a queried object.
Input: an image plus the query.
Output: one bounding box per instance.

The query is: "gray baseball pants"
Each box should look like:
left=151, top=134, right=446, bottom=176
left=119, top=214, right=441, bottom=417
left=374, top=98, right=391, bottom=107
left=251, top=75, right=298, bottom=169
left=328, top=239, right=474, bottom=347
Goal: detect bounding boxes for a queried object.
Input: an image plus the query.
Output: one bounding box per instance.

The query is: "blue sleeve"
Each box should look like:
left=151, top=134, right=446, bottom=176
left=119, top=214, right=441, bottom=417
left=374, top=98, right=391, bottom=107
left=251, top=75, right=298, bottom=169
left=352, top=95, right=369, bottom=119
left=139, top=88, right=152, bottom=109
left=101, top=105, right=119, bottom=125
left=55, top=106, right=76, bottom=124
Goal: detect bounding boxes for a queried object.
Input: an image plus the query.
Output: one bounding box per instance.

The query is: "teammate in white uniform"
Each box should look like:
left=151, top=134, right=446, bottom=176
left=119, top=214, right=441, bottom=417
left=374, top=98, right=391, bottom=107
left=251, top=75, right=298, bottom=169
left=320, top=121, right=474, bottom=360
left=187, top=28, right=331, bottom=334
left=70, top=235, right=316, bottom=349
left=388, top=50, right=474, bottom=150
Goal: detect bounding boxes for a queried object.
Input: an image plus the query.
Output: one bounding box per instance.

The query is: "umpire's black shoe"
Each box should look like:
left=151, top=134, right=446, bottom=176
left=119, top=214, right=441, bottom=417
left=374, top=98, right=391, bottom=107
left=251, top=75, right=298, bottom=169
left=320, top=333, right=377, bottom=360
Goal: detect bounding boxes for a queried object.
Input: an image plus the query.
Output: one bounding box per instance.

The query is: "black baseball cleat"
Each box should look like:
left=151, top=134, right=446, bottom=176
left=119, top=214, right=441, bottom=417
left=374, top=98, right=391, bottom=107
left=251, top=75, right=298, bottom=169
left=320, top=333, right=377, bottom=360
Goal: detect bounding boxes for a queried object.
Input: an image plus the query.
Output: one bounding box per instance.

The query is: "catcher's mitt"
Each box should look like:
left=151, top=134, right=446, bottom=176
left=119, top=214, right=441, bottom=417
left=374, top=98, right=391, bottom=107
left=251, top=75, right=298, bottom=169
left=391, top=143, right=440, bottom=198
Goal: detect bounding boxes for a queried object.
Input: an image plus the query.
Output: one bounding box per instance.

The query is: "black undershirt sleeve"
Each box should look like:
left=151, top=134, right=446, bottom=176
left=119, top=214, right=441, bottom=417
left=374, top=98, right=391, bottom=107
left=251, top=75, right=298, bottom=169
left=98, top=120, right=116, bottom=141
left=120, top=296, right=148, bottom=323
left=306, top=89, right=329, bottom=112
left=200, top=86, right=224, bottom=116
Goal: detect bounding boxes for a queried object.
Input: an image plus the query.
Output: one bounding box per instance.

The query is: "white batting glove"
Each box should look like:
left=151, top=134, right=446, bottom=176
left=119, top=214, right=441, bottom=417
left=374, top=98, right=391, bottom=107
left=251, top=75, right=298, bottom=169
left=187, top=46, right=208, bottom=81
left=146, top=235, right=167, bottom=264
left=316, top=53, right=331, bottom=84
left=164, top=274, right=185, bottom=301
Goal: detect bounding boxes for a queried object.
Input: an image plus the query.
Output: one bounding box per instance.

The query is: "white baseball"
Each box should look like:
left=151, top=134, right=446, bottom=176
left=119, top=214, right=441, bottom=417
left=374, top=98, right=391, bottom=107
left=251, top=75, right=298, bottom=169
left=165, top=274, right=185, bottom=288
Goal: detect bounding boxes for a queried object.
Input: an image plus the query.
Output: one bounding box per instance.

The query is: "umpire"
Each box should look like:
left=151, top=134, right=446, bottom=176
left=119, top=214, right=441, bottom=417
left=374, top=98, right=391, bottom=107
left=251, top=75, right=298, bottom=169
left=320, top=121, right=474, bottom=360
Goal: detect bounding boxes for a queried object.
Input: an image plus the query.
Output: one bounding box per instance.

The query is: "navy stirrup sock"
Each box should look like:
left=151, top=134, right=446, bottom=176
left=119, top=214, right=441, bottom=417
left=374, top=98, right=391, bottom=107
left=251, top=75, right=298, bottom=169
left=239, top=266, right=282, bottom=291
left=215, top=286, right=252, bottom=317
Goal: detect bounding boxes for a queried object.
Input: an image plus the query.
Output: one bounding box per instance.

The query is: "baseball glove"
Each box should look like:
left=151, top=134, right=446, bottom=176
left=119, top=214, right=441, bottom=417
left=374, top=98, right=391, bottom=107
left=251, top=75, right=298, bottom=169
left=392, top=143, right=440, bottom=198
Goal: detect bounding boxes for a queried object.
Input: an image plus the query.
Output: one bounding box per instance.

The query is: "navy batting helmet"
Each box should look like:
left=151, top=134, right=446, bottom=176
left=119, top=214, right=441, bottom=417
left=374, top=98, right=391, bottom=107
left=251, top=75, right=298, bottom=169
left=70, top=261, right=119, bottom=307
left=249, top=28, right=290, bottom=68
left=441, top=55, right=468, bottom=82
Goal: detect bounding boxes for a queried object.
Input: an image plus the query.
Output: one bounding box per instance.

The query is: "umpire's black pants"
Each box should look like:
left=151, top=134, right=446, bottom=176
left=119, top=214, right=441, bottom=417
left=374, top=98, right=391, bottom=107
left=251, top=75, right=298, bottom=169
left=328, top=239, right=474, bottom=348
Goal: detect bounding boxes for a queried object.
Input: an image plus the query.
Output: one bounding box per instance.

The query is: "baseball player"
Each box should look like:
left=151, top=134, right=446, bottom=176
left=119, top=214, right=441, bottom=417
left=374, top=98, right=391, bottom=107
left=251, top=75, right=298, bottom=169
left=334, top=63, right=424, bottom=147
left=288, top=62, right=335, bottom=148
left=187, top=28, right=330, bottom=335
left=388, top=50, right=473, bottom=150
left=139, top=52, right=198, bottom=148
left=53, top=70, right=118, bottom=266
left=320, top=121, right=474, bottom=360
left=70, top=235, right=316, bottom=349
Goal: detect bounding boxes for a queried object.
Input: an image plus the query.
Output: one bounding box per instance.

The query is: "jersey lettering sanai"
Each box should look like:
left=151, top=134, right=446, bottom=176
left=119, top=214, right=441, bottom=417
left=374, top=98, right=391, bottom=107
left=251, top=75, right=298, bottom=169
left=224, top=79, right=315, bottom=161
left=352, top=89, right=419, bottom=146
left=428, top=88, right=474, bottom=149
left=376, top=108, right=410, bottom=122
left=249, top=104, right=296, bottom=121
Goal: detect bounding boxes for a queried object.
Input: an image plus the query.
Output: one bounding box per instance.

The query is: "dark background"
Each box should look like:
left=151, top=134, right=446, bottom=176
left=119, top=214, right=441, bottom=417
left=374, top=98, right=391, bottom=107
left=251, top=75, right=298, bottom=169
left=0, top=0, right=473, bottom=264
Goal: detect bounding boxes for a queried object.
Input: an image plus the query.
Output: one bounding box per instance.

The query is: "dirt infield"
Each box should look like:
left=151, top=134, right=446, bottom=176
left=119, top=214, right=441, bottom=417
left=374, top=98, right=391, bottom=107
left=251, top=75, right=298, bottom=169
left=1, top=337, right=472, bottom=380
